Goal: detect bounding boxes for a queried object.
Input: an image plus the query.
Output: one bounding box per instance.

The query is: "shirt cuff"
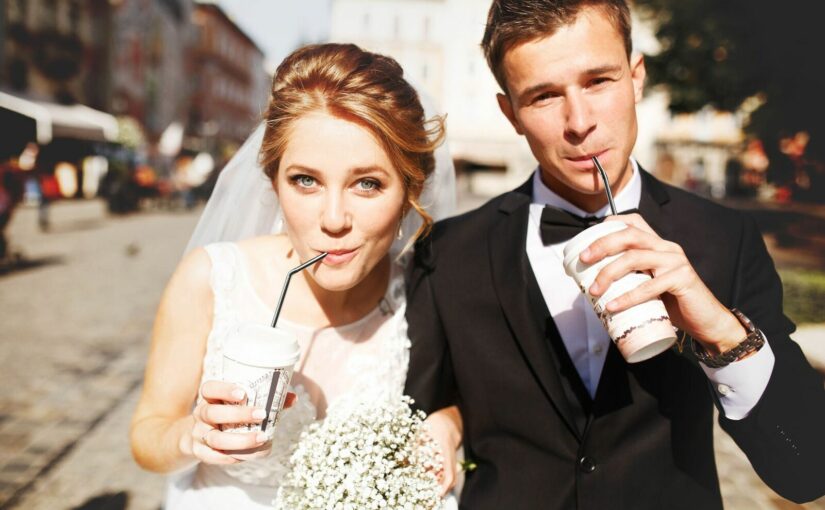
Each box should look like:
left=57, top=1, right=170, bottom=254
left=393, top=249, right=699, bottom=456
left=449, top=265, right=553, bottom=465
left=700, top=337, right=775, bottom=420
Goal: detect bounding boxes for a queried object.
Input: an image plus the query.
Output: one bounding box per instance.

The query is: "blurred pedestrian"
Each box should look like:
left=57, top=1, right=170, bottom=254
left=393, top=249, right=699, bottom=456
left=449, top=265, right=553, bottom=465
left=0, top=158, right=25, bottom=260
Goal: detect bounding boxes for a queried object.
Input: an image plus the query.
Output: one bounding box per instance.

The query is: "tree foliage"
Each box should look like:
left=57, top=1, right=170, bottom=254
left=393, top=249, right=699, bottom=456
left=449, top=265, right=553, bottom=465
left=634, top=0, right=825, bottom=165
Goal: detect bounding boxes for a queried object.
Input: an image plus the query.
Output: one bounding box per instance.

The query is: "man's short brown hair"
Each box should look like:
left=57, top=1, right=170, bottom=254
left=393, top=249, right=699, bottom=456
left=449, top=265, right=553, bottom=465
left=481, top=0, right=633, bottom=94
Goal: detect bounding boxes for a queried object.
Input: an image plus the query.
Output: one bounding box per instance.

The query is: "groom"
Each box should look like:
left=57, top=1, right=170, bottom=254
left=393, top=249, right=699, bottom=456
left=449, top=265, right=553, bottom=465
left=404, top=0, right=825, bottom=508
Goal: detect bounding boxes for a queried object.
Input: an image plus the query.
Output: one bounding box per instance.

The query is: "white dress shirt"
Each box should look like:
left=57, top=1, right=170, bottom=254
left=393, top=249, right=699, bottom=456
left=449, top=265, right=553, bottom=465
left=525, top=159, right=775, bottom=419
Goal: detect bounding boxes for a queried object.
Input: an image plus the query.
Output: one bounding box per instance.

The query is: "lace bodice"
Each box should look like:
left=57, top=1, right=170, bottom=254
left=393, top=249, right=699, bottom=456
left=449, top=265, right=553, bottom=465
left=195, top=242, right=410, bottom=489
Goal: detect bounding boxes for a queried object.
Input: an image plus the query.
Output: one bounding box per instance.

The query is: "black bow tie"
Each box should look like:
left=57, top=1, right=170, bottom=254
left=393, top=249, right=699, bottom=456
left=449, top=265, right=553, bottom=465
left=540, top=206, right=639, bottom=245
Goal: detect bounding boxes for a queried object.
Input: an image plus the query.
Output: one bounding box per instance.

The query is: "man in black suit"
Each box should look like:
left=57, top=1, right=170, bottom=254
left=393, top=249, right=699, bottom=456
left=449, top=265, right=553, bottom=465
left=405, top=1, right=825, bottom=508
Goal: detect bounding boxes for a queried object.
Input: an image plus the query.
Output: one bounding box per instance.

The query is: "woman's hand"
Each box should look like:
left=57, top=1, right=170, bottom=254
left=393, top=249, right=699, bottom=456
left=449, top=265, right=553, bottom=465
left=182, top=381, right=298, bottom=464
left=424, top=406, right=463, bottom=496
left=182, top=381, right=268, bottom=464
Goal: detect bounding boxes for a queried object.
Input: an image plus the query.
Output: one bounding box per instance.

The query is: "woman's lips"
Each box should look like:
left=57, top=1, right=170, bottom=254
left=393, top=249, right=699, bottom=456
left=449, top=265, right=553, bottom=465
left=320, top=249, right=357, bottom=266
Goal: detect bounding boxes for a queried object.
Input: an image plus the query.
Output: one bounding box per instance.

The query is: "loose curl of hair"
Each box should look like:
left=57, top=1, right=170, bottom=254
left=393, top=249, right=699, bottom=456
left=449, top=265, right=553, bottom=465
left=260, top=43, right=445, bottom=242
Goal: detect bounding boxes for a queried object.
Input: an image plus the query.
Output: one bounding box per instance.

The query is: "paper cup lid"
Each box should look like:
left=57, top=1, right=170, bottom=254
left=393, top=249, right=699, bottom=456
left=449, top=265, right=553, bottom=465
left=562, top=221, right=628, bottom=271
left=223, top=323, right=300, bottom=368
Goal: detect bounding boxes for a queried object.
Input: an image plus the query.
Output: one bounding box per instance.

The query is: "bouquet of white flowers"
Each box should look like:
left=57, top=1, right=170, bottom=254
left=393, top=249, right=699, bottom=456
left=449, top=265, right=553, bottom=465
left=275, top=396, right=444, bottom=510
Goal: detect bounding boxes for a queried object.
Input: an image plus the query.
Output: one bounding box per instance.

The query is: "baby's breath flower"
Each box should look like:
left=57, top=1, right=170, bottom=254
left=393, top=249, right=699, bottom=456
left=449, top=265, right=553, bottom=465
left=275, top=396, right=443, bottom=509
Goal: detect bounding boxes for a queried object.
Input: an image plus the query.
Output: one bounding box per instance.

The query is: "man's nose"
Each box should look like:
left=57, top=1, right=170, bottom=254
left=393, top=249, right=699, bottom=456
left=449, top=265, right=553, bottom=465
left=564, top=91, right=597, bottom=142
left=320, top=192, right=351, bottom=234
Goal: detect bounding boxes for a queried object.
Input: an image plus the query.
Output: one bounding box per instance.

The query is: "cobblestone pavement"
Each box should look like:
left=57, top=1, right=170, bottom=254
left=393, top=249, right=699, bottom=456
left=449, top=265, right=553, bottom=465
left=1, top=200, right=192, bottom=509
left=1, top=195, right=823, bottom=509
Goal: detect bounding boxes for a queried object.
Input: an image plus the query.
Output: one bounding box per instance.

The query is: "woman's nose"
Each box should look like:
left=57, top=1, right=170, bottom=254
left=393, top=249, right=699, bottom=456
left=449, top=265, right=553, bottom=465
left=320, top=192, right=351, bottom=234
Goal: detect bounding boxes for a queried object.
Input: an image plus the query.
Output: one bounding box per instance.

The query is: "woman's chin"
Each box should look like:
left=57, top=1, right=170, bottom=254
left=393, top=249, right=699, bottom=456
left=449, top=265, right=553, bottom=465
left=310, top=269, right=362, bottom=292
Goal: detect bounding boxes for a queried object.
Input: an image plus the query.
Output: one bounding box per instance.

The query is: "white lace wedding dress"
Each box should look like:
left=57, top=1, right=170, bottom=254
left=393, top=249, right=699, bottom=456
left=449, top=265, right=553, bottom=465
left=165, top=242, right=457, bottom=509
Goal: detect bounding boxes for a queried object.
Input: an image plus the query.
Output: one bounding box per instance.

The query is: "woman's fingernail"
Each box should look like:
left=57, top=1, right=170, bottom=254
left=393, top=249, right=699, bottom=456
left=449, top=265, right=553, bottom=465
left=606, top=300, right=617, bottom=312
left=581, top=248, right=591, bottom=259
left=232, top=389, right=245, bottom=401
left=589, top=282, right=600, bottom=294
left=252, top=408, right=267, bottom=420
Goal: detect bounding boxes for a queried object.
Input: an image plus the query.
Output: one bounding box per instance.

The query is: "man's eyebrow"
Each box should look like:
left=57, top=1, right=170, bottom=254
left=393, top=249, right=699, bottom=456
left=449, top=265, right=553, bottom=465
left=582, top=64, right=623, bottom=77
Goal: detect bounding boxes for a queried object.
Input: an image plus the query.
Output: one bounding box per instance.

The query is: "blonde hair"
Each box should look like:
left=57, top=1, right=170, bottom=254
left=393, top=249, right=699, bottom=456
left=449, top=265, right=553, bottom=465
left=260, top=43, right=445, bottom=241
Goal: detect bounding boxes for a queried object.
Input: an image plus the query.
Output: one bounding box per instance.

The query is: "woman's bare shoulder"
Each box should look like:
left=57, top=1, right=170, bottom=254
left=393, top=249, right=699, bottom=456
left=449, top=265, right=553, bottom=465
left=170, top=246, right=213, bottom=294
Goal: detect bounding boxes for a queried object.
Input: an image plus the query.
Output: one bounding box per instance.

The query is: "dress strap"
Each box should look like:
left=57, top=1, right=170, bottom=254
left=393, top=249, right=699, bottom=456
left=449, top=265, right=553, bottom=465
left=203, top=242, right=238, bottom=295
left=202, top=242, right=241, bottom=329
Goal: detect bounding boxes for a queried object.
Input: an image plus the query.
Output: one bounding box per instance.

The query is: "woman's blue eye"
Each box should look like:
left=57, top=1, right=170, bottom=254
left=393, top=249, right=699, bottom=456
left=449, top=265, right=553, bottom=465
left=294, top=175, right=315, bottom=187
left=358, top=179, right=380, bottom=191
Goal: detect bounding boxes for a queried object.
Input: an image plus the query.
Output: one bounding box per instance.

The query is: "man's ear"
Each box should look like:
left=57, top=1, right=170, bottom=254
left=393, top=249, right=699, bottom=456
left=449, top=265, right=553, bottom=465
left=630, top=53, right=646, bottom=104
left=497, top=93, right=523, bottom=135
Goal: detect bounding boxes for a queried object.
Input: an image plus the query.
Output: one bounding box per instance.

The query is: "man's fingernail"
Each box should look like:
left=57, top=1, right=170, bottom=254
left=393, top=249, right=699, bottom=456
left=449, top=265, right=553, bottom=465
left=232, top=389, right=245, bottom=400
left=252, top=408, right=267, bottom=420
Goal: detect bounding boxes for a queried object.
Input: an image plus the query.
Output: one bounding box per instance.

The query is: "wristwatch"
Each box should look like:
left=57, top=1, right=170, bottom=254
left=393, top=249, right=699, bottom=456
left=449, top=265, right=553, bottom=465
left=692, top=308, right=766, bottom=368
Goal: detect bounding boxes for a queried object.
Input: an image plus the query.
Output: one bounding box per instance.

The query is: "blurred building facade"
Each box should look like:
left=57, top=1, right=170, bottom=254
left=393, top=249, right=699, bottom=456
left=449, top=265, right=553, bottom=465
left=108, top=0, right=194, bottom=143
left=187, top=1, right=270, bottom=156
left=1, top=0, right=110, bottom=107
left=0, top=0, right=269, bottom=179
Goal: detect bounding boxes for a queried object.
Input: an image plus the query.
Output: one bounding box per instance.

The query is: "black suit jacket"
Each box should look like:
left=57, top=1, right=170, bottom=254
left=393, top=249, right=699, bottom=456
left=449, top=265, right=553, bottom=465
left=404, top=170, right=825, bottom=509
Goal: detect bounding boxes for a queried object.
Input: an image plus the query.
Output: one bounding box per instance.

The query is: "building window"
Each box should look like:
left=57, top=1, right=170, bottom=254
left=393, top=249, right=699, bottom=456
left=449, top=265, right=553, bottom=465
left=42, top=0, right=58, bottom=30
left=422, top=64, right=428, bottom=80
left=393, top=15, right=400, bottom=39
left=423, top=16, right=430, bottom=41
left=69, top=1, right=81, bottom=34
left=362, top=13, right=370, bottom=31
left=8, top=0, right=27, bottom=23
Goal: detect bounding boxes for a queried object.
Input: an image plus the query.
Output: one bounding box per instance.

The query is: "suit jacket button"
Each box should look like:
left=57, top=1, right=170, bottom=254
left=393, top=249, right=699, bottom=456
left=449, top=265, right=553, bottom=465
left=579, top=456, right=596, bottom=473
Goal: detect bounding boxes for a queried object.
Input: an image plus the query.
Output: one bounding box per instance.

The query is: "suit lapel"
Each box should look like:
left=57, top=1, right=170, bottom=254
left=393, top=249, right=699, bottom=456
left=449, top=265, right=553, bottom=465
left=488, top=180, right=583, bottom=441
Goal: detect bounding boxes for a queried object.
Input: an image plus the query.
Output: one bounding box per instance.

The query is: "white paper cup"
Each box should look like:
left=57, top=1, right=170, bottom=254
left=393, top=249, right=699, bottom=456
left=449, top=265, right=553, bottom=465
left=221, top=323, right=300, bottom=459
left=563, top=221, right=676, bottom=363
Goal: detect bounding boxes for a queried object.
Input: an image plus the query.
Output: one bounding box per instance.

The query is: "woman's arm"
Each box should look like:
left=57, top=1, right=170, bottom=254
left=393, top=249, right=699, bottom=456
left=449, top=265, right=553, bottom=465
left=129, top=248, right=265, bottom=472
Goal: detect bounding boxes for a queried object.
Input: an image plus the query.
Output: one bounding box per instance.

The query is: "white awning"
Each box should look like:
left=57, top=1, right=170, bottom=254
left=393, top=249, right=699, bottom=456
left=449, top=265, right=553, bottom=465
left=0, top=91, right=119, bottom=145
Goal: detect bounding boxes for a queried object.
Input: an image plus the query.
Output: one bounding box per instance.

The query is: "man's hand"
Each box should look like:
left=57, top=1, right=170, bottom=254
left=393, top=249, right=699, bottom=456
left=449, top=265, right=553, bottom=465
left=582, top=214, right=748, bottom=355
left=424, top=406, right=463, bottom=496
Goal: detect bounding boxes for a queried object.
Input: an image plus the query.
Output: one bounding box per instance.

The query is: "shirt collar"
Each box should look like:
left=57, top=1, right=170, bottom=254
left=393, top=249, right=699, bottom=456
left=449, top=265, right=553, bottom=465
left=531, top=158, right=642, bottom=217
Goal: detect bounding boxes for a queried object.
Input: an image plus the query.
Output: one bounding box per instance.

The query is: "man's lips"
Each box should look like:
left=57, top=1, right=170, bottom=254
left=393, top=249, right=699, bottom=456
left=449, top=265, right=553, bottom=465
left=565, top=150, right=608, bottom=169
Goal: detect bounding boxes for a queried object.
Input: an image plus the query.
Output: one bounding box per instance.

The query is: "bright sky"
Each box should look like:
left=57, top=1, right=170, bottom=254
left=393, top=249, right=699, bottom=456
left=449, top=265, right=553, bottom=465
left=215, top=0, right=331, bottom=69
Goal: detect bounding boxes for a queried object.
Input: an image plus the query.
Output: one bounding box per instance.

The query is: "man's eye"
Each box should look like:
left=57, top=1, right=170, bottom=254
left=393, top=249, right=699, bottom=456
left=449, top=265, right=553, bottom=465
left=533, top=92, right=558, bottom=104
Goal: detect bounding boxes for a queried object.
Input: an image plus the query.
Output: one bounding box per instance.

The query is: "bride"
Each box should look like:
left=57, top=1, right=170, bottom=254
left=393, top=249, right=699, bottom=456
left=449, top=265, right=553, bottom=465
left=129, top=43, right=462, bottom=508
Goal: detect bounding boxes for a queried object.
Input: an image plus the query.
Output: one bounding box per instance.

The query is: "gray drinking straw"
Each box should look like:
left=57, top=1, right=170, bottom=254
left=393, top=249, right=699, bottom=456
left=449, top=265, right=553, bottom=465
left=270, top=252, right=328, bottom=328
left=260, top=251, right=327, bottom=432
left=592, top=156, right=618, bottom=216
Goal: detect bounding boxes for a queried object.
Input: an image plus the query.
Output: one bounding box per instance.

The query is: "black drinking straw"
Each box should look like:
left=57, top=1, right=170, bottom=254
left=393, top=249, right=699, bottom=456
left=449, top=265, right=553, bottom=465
left=592, top=156, right=618, bottom=216
left=270, top=252, right=328, bottom=328
left=260, top=251, right=327, bottom=432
